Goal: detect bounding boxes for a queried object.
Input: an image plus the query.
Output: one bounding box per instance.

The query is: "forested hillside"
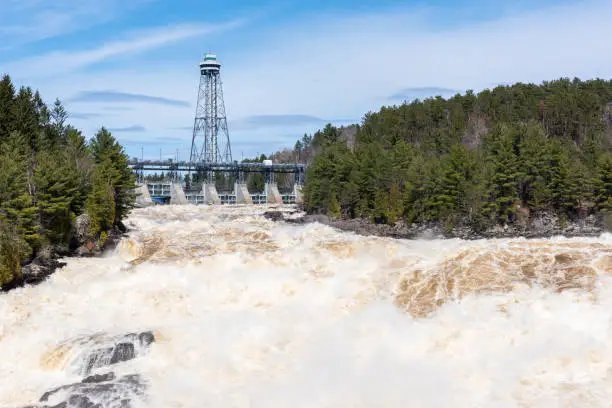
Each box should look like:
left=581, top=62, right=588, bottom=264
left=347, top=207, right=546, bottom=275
left=0, top=74, right=135, bottom=287
left=296, top=78, right=612, bottom=233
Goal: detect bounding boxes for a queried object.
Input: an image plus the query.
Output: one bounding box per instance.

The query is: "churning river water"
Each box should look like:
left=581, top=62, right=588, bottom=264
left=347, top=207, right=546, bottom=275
left=2, top=205, right=612, bottom=407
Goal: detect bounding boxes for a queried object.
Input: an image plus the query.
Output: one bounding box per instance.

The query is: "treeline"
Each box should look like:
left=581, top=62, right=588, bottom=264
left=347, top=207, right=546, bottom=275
left=298, top=77, right=612, bottom=231
left=0, top=74, right=135, bottom=287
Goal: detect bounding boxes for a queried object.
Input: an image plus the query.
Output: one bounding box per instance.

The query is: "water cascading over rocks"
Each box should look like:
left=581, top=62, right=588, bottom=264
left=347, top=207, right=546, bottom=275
left=8, top=331, right=156, bottom=408
left=3, top=205, right=612, bottom=407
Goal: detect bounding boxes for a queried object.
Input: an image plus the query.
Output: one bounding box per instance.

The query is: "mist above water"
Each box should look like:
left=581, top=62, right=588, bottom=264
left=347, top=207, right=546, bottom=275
left=2, top=205, right=612, bottom=407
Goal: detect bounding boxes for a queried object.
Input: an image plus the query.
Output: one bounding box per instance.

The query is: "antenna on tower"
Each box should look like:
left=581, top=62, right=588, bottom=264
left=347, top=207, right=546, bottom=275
left=189, top=52, right=233, bottom=164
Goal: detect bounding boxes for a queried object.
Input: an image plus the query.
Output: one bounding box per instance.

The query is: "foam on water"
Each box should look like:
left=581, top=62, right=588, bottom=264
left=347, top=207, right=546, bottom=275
left=2, top=205, right=612, bottom=407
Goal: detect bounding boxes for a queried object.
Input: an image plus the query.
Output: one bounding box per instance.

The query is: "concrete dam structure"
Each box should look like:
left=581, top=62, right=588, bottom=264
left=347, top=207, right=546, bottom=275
left=135, top=181, right=302, bottom=206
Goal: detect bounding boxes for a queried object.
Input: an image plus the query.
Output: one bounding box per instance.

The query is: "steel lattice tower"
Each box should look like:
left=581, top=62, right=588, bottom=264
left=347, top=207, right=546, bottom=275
left=189, top=53, right=232, bottom=164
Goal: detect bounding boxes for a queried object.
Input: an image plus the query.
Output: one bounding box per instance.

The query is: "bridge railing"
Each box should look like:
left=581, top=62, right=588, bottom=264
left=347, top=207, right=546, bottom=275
left=129, top=159, right=305, bottom=171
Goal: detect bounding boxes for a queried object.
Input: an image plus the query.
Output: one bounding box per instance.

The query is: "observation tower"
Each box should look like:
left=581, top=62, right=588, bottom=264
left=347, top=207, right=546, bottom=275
left=189, top=53, right=233, bottom=164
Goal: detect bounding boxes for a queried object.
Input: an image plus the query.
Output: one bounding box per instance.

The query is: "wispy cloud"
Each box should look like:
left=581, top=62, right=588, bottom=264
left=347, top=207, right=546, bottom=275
left=120, top=136, right=185, bottom=144
left=229, top=114, right=357, bottom=131
left=108, top=125, right=146, bottom=132
left=3, top=19, right=245, bottom=78
left=0, top=0, right=149, bottom=46
left=231, top=114, right=326, bottom=130
left=70, top=91, right=190, bottom=107
left=389, top=87, right=460, bottom=101
left=103, top=106, right=135, bottom=112
left=68, top=112, right=105, bottom=120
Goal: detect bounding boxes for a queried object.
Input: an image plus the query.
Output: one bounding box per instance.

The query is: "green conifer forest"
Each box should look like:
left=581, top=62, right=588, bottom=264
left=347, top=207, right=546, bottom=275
left=0, top=74, right=135, bottom=287
left=296, top=78, right=612, bottom=233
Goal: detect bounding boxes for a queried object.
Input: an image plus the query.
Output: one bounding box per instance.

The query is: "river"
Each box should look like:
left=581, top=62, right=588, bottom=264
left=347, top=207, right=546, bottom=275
left=2, top=204, right=612, bottom=407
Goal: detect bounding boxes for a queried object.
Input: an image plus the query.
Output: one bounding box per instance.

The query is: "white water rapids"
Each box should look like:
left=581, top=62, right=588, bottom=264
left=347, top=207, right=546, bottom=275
left=2, top=205, right=612, bottom=407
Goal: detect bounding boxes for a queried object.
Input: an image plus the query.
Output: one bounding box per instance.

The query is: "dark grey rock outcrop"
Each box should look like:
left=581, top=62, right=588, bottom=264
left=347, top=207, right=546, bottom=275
left=39, top=373, right=146, bottom=408
left=67, top=331, right=156, bottom=375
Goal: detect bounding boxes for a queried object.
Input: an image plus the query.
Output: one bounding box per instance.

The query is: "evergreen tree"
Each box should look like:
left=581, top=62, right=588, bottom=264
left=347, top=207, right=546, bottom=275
left=64, top=127, right=92, bottom=215
left=11, top=86, right=44, bottom=152
left=327, top=193, right=341, bottom=218
left=41, top=98, right=69, bottom=150
left=484, top=124, right=522, bottom=223
left=596, top=153, right=612, bottom=212
left=86, top=160, right=116, bottom=238
left=33, top=149, right=78, bottom=246
left=517, top=122, right=552, bottom=210
left=89, top=127, right=136, bottom=223
left=0, top=74, right=16, bottom=142
left=0, top=133, right=39, bottom=253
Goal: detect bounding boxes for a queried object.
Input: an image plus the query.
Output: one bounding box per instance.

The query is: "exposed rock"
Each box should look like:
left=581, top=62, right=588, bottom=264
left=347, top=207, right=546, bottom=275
left=8, top=373, right=144, bottom=408
left=302, top=214, right=330, bottom=225
left=71, top=215, right=124, bottom=255
left=39, top=373, right=146, bottom=408
left=82, top=373, right=116, bottom=384
left=75, top=214, right=91, bottom=240
left=16, top=245, right=68, bottom=287
left=41, top=331, right=156, bottom=376
left=99, top=227, right=124, bottom=252
left=263, top=211, right=284, bottom=222
left=20, top=258, right=66, bottom=285
left=74, top=225, right=124, bottom=257
left=73, top=214, right=92, bottom=248
left=76, top=332, right=156, bottom=375
left=109, top=343, right=135, bottom=365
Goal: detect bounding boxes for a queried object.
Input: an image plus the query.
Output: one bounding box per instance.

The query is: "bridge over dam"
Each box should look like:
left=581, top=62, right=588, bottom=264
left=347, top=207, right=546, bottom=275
left=130, top=160, right=306, bottom=206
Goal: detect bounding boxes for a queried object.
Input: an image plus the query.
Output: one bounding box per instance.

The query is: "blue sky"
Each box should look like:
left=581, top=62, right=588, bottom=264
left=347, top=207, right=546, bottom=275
left=1, top=0, right=611, bottom=161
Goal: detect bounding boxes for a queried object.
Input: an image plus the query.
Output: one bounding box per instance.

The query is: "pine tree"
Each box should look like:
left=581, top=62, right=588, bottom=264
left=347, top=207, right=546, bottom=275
left=327, top=193, right=341, bottom=218
left=89, top=127, right=135, bottom=224
left=0, top=132, right=39, bottom=253
left=41, top=98, right=69, bottom=150
left=33, top=149, right=78, bottom=246
left=596, top=153, right=612, bottom=212
left=484, top=124, right=521, bottom=222
left=517, top=122, right=553, bottom=210
left=86, top=160, right=116, bottom=238
left=64, top=127, right=92, bottom=215
left=11, top=86, right=44, bottom=152
left=0, top=74, right=16, bottom=142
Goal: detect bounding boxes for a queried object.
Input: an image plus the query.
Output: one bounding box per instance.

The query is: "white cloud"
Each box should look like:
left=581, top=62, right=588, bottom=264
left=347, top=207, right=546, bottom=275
left=5, top=0, right=612, bottom=160
left=0, top=0, right=150, bottom=46
left=222, top=0, right=612, bottom=118
left=1, top=20, right=244, bottom=78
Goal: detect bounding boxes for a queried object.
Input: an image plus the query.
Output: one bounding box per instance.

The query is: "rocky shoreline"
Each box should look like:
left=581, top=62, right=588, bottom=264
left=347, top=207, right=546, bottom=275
left=2, top=214, right=127, bottom=292
left=266, top=209, right=606, bottom=240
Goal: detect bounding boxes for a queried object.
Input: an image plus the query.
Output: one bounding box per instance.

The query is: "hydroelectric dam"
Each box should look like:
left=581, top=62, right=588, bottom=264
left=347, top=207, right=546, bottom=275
left=131, top=160, right=305, bottom=206
left=132, top=52, right=306, bottom=206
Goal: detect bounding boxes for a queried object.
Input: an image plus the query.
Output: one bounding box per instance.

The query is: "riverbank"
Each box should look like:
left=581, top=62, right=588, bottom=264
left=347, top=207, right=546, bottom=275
left=2, top=215, right=127, bottom=292
left=268, top=209, right=605, bottom=240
